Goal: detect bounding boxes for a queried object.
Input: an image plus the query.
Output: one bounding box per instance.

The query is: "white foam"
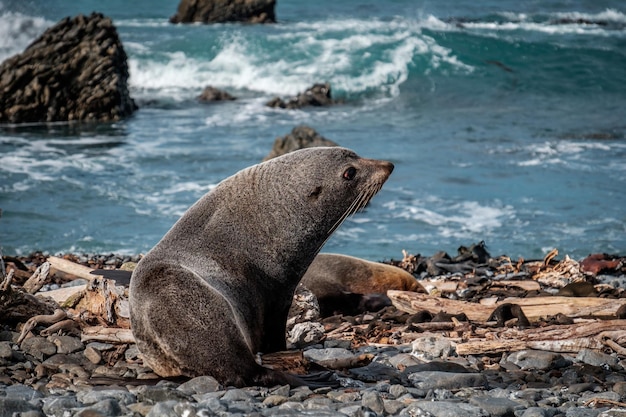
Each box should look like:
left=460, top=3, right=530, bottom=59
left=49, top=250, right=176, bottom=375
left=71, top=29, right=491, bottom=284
left=0, top=9, right=51, bottom=61
left=384, top=198, right=516, bottom=240
left=127, top=16, right=472, bottom=100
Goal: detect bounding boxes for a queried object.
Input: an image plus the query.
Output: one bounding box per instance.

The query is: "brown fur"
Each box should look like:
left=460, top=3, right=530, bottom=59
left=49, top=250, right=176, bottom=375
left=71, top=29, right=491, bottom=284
left=301, top=253, right=425, bottom=316
left=129, top=147, right=393, bottom=387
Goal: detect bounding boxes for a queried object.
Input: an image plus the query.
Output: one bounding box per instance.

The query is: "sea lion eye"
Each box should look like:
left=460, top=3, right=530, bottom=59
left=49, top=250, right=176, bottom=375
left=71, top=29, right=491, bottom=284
left=343, top=167, right=357, bottom=180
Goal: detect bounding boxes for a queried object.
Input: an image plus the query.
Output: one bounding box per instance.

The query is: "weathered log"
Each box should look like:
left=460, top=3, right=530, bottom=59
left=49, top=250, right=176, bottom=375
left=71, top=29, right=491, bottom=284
left=48, top=256, right=101, bottom=281
left=388, top=290, right=625, bottom=322
left=81, top=326, right=135, bottom=344
left=455, top=320, right=626, bottom=355
left=22, top=262, right=50, bottom=294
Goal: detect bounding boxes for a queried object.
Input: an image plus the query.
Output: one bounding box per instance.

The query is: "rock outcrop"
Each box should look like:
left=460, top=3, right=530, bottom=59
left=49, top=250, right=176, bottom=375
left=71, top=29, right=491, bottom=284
left=0, top=13, right=137, bottom=124
left=197, top=86, right=236, bottom=102
left=170, top=0, right=276, bottom=24
left=266, top=83, right=335, bottom=109
left=264, top=125, right=338, bottom=161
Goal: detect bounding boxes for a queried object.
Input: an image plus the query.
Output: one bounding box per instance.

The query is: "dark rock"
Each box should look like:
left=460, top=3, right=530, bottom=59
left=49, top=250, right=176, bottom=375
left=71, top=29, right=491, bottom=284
left=20, top=336, right=57, bottom=361
left=264, top=125, right=338, bottom=161
left=408, top=371, right=487, bottom=390
left=0, top=398, right=42, bottom=417
left=506, top=350, right=571, bottom=371
left=197, top=86, right=236, bottom=102
left=266, top=83, right=335, bottom=109
left=0, top=13, right=137, bottom=124
left=170, top=0, right=276, bottom=24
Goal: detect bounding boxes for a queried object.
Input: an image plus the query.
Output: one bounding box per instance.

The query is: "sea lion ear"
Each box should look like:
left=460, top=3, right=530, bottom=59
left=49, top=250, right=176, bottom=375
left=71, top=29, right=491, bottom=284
left=308, top=186, right=323, bottom=199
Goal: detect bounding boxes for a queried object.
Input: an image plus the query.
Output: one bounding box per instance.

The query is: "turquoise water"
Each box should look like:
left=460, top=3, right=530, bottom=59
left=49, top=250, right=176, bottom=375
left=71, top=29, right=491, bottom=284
left=1, top=0, right=625, bottom=261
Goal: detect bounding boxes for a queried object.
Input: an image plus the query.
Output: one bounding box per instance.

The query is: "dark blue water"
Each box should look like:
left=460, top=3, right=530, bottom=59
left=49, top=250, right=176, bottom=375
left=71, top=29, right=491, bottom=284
left=1, top=0, right=625, bottom=261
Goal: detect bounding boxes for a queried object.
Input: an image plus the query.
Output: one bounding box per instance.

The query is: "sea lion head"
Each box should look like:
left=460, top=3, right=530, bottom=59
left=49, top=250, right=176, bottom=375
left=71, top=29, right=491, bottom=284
left=169, top=146, right=394, bottom=282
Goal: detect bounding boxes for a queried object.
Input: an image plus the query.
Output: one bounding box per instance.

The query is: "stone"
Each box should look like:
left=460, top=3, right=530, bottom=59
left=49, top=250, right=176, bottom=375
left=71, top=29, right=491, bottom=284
left=145, top=401, right=201, bottom=417
left=468, top=396, right=522, bottom=416
left=197, top=86, right=236, bottom=102
left=221, top=388, right=255, bottom=402
left=506, top=350, right=571, bottom=371
left=3, top=384, right=43, bottom=401
left=264, top=125, right=339, bottom=161
left=76, top=388, right=136, bottom=406
left=577, top=349, right=620, bottom=369
left=266, top=83, right=335, bottom=110
left=83, top=346, right=102, bottom=364
left=136, top=386, right=192, bottom=404
left=170, top=0, right=275, bottom=24
left=0, top=13, right=137, bottom=124
left=177, top=375, right=222, bottom=395
left=0, top=398, right=42, bottom=417
left=263, top=394, right=288, bottom=406
left=361, top=390, right=384, bottom=414
left=400, top=400, right=488, bottom=417
left=42, top=396, right=82, bottom=417
left=520, top=408, right=556, bottom=417
left=286, top=322, right=326, bottom=349
left=411, top=335, right=454, bottom=360
left=48, top=335, right=84, bottom=354
left=20, top=336, right=57, bottom=361
left=338, top=405, right=378, bottom=417
left=0, top=341, right=13, bottom=359
left=74, top=399, right=122, bottom=417
left=303, top=347, right=355, bottom=363
left=408, top=371, right=487, bottom=390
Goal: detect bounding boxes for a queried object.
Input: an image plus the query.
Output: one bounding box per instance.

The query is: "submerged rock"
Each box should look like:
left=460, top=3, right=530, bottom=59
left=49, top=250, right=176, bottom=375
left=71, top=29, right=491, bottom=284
left=0, top=13, right=137, bottom=124
left=266, top=83, right=335, bottom=109
left=264, top=125, right=338, bottom=161
left=170, top=0, right=276, bottom=24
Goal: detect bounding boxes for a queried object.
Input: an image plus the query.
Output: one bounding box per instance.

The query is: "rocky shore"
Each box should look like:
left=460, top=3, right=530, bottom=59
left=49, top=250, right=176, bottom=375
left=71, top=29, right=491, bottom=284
left=1, top=249, right=626, bottom=417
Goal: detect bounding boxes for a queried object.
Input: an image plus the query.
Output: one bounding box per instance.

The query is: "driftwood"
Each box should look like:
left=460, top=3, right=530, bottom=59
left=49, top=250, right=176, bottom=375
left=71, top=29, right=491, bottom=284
left=388, top=290, right=625, bottom=322
left=1, top=268, right=56, bottom=325
left=455, top=319, right=626, bottom=355
left=17, top=308, right=67, bottom=343
left=48, top=256, right=103, bottom=281
left=22, top=262, right=50, bottom=294
left=81, top=326, right=135, bottom=344
left=422, top=279, right=540, bottom=294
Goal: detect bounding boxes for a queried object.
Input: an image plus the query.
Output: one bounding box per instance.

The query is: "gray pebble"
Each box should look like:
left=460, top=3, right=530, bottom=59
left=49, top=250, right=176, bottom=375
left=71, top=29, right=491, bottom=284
left=361, top=390, right=384, bottom=414
left=74, top=398, right=122, bottom=417
left=221, top=388, right=256, bottom=402
left=338, top=404, right=378, bottom=417
left=399, top=400, right=488, bottom=417
left=506, top=350, right=571, bottom=371
left=519, top=407, right=557, bottom=417
left=408, top=371, right=487, bottom=390
left=0, top=398, right=42, bottom=417
left=20, top=337, right=57, bottom=361
left=145, top=400, right=201, bottom=417
left=76, top=388, right=136, bottom=406
left=0, top=341, right=13, bottom=359
left=42, top=396, right=82, bottom=417
left=48, top=335, right=84, bottom=354
left=577, top=349, right=620, bottom=370
left=469, top=396, right=523, bottom=416
left=3, top=384, right=43, bottom=401
left=177, top=375, right=221, bottom=395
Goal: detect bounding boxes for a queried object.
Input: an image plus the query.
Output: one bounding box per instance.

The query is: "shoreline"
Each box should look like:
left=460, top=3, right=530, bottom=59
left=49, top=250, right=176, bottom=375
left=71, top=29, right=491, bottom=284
left=2, top=248, right=626, bottom=415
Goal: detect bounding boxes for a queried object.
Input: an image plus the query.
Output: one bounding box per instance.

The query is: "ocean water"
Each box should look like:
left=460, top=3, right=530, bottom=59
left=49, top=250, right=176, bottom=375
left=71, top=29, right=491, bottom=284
left=0, top=0, right=625, bottom=261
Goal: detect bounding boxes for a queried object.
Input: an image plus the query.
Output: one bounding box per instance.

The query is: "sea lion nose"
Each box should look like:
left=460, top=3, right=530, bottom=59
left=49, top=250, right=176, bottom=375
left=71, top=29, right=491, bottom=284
left=381, top=161, right=394, bottom=176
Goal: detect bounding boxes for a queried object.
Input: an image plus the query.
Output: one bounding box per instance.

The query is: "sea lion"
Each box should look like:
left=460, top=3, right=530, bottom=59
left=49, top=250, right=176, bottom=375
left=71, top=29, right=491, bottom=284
left=300, top=253, right=425, bottom=316
left=129, top=147, right=393, bottom=387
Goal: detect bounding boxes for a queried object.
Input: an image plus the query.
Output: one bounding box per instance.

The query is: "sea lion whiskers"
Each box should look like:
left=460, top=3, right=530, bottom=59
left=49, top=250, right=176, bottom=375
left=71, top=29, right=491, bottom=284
left=326, top=180, right=384, bottom=237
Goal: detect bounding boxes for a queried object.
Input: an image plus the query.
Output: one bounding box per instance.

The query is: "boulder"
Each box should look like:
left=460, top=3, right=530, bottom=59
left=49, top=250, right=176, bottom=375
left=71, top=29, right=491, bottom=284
left=266, top=83, right=334, bottom=109
left=263, top=125, right=338, bottom=161
left=0, top=13, right=137, bottom=124
left=197, top=86, right=236, bottom=102
left=170, top=0, right=275, bottom=24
